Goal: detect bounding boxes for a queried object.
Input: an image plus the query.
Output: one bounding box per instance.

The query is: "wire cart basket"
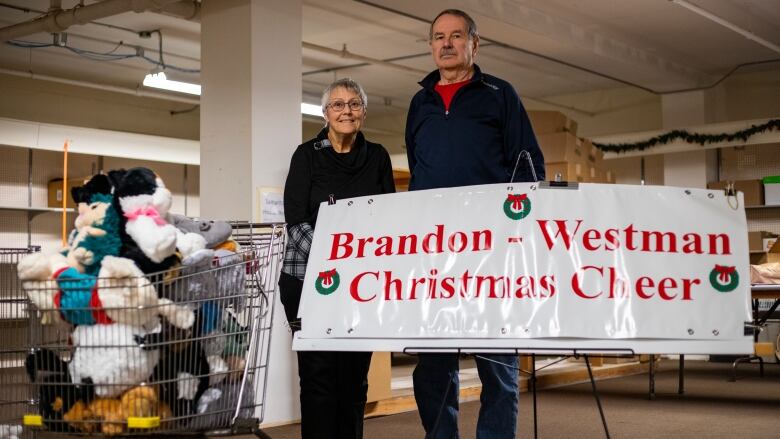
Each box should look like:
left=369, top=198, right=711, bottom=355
left=2, top=223, right=285, bottom=438
left=1, top=247, right=40, bottom=439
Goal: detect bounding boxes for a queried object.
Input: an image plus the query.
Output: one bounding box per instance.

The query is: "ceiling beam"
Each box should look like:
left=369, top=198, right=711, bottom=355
left=0, top=0, right=196, bottom=42
left=302, top=42, right=427, bottom=76
left=671, top=0, right=780, bottom=55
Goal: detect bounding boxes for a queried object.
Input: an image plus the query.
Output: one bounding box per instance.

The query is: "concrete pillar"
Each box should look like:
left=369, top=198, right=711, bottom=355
left=200, top=0, right=302, bottom=425
left=200, top=0, right=301, bottom=219
left=661, top=90, right=720, bottom=188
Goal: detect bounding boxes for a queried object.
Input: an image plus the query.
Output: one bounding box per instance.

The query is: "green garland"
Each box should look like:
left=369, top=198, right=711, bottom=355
left=593, top=119, right=780, bottom=153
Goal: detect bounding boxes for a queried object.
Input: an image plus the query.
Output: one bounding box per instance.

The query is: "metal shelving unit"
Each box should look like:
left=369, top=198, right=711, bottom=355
left=0, top=205, right=76, bottom=215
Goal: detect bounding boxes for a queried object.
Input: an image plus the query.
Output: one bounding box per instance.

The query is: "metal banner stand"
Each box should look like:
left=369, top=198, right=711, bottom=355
left=516, top=348, right=634, bottom=439
left=584, top=354, right=610, bottom=439
left=731, top=284, right=780, bottom=381
left=406, top=346, right=634, bottom=439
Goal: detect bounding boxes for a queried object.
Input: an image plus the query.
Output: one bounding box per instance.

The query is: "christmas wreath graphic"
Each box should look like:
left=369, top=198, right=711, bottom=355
left=709, top=264, right=738, bottom=293
left=503, top=193, right=532, bottom=220
left=315, top=269, right=340, bottom=295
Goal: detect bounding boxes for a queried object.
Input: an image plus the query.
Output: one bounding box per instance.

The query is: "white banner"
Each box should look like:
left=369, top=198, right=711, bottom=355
left=294, top=183, right=752, bottom=354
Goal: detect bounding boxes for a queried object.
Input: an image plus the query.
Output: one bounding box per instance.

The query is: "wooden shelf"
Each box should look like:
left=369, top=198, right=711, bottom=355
left=746, top=204, right=780, bottom=210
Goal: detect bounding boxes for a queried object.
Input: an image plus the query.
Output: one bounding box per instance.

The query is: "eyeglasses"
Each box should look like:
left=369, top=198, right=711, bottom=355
left=327, top=99, right=364, bottom=112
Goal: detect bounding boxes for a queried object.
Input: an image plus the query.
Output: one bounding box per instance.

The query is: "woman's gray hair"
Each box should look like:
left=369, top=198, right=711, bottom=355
left=320, top=78, right=368, bottom=115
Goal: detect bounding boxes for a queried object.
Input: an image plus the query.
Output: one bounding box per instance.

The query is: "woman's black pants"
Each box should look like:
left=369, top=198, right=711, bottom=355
left=279, top=272, right=373, bottom=439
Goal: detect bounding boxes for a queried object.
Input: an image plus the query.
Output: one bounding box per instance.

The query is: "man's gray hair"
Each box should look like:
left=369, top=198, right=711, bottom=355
left=321, top=78, right=368, bottom=114
left=429, top=9, right=478, bottom=42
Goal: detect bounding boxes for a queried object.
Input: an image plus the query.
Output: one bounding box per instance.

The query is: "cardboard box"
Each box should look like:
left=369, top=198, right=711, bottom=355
left=546, top=162, right=582, bottom=182
left=752, top=239, right=780, bottom=264
left=366, top=352, right=391, bottom=403
left=763, top=175, right=780, bottom=206
left=748, top=231, right=778, bottom=253
left=581, top=139, right=603, bottom=164
left=769, top=239, right=780, bottom=262
left=528, top=110, right=578, bottom=135
left=47, top=177, right=90, bottom=208
left=767, top=237, right=780, bottom=252
left=393, top=169, right=410, bottom=192
left=707, top=179, right=764, bottom=206
left=537, top=132, right=585, bottom=163
left=755, top=342, right=775, bottom=357
left=591, top=168, right=610, bottom=184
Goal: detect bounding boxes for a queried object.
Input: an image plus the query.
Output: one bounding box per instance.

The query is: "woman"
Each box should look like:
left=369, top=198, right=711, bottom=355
left=279, top=78, right=395, bottom=439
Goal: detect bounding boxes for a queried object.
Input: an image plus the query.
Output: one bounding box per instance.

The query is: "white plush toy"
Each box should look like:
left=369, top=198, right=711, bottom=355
left=175, top=229, right=207, bottom=260
left=97, top=255, right=194, bottom=329
left=117, top=176, right=178, bottom=264
left=69, top=323, right=161, bottom=398
left=17, top=252, right=194, bottom=330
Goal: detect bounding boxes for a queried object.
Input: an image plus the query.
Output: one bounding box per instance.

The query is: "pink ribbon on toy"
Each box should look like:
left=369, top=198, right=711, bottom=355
left=123, top=206, right=166, bottom=225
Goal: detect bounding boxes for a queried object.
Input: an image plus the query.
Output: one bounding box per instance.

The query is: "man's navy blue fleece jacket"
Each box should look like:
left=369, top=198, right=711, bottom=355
left=405, top=64, right=545, bottom=190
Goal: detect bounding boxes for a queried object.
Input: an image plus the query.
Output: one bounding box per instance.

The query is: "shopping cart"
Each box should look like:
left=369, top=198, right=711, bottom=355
left=6, top=223, right=285, bottom=438
left=1, top=247, right=40, bottom=439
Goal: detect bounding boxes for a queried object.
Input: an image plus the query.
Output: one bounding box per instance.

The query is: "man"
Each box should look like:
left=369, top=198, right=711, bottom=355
left=405, top=9, right=545, bottom=439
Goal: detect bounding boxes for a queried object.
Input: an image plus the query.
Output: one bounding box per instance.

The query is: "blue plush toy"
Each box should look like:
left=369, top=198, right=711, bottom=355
left=65, top=193, right=122, bottom=276
left=52, top=267, right=104, bottom=325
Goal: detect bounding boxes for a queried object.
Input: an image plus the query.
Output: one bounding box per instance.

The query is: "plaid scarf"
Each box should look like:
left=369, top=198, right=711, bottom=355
left=281, top=222, right=313, bottom=280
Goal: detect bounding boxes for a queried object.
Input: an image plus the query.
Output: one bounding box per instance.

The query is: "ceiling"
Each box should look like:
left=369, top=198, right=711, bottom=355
left=1, top=0, right=779, bottom=123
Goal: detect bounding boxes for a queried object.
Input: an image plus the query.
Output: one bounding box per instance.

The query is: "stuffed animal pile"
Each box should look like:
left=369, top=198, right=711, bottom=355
left=18, top=167, right=254, bottom=434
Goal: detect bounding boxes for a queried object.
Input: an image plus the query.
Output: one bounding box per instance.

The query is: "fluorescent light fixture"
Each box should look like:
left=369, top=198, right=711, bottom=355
left=144, top=72, right=324, bottom=117
left=301, top=102, right=323, bottom=117
left=143, top=71, right=201, bottom=95
left=671, top=0, right=780, bottom=55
